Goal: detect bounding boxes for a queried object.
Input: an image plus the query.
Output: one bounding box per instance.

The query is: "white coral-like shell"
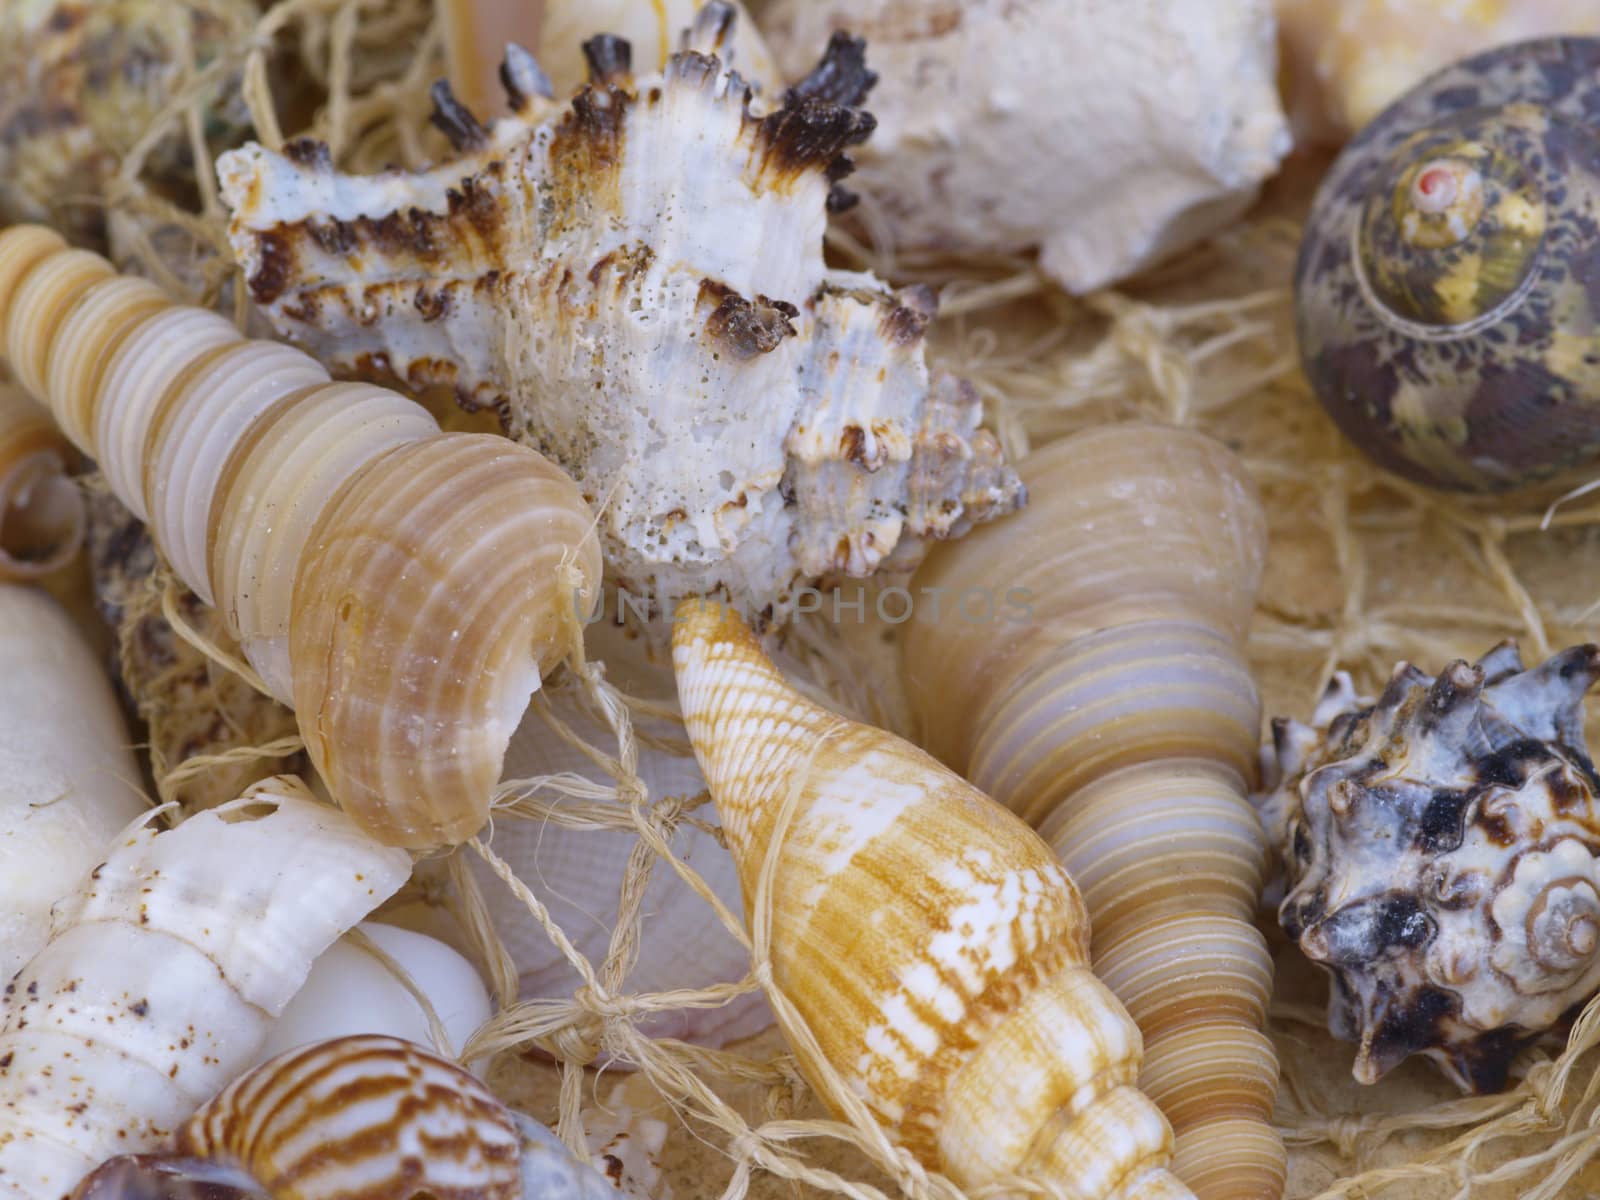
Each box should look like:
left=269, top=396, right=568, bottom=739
left=217, top=6, right=1021, bottom=623
left=1261, top=642, right=1600, bottom=1092
left=760, top=0, right=1291, bottom=293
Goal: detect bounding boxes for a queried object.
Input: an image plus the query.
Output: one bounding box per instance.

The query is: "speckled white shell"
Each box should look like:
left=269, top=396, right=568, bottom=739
left=0, top=780, right=410, bottom=1200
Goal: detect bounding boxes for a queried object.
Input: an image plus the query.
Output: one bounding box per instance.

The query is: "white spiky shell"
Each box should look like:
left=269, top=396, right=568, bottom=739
left=672, top=599, right=1191, bottom=1200
left=215, top=6, right=1021, bottom=625
left=0, top=780, right=411, bottom=1200
left=0, top=584, right=144, bottom=984
left=477, top=676, right=771, bottom=1048
left=258, top=922, right=493, bottom=1069
left=759, top=0, right=1290, bottom=293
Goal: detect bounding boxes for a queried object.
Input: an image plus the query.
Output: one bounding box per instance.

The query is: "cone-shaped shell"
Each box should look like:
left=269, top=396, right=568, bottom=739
left=180, top=1035, right=523, bottom=1200
left=0, top=387, right=82, bottom=580
left=672, top=599, right=1190, bottom=1200
left=902, top=425, right=1283, bottom=1200
left=291, top=434, right=601, bottom=847
left=0, top=227, right=604, bottom=849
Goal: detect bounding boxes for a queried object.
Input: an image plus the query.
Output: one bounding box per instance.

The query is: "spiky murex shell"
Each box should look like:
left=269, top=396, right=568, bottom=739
left=217, top=5, right=1022, bottom=626
left=1260, top=640, right=1600, bottom=1092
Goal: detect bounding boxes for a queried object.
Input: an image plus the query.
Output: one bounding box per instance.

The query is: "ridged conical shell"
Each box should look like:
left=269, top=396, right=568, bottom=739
left=290, top=434, right=603, bottom=848
left=0, top=386, right=81, bottom=580
left=0, top=229, right=605, bottom=849
left=179, top=1035, right=523, bottom=1200
left=903, top=424, right=1284, bottom=1200
left=673, top=599, right=1191, bottom=1200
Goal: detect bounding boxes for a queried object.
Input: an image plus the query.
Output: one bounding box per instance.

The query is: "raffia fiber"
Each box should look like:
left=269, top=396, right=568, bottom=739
left=80, top=1, right=1600, bottom=1196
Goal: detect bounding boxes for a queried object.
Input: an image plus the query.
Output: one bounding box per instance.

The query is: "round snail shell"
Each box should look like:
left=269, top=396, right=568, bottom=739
left=672, top=599, right=1192, bottom=1200
left=1296, top=36, right=1600, bottom=490
left=0, top=387, right=82, bottom=580
left=902, top=425, right=1282, bottom=1200
left=0, top=227, right=603, bottom=848
left=180, top=1036, right=524, bottom=1200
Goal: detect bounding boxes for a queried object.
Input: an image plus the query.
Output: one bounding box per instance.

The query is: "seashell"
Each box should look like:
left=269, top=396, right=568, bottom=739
left=0, top=779, right=411, bottom=1199
left=0, top=387, right=82, bottom=581
left=672, top=598, right=1192, bottom=1200
left=0, top=227, right=604, bottom=848
left=216, top=4, right=1022, bottom=625
left=0, top=584, right=145, bottom=984
left=180, top=1036, right=524, bottom=1200
left=0, top=0, right=257, bottom=250
left=258, top=922, right=493, bottom=1070
left=759, top=0, right=1290, bottom=294
left=901, top=425, right=1283, bottom=1200
left=1295, top=36, right=1600, bottom=491
left=1276, top=0, right=1600, bottom=142
left=71, top=1038, right=642, bottom=1200
left=477, top=671, right=772, bottom=1048
left=83, top=482, right=305, bottom=813
left=1260, top=641, right=1600, bottom=1093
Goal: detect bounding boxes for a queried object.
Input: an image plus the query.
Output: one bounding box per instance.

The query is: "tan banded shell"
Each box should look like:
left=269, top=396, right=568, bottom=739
left=0, top=226, right=603, bottom=848
left=903, top=424, right=1283, bottom=1200
left=0, top=386, right=82, bottom=580
left=672, top=598, right=1191, bottom=1200
left=179, top=1035, right=523, bottom=1200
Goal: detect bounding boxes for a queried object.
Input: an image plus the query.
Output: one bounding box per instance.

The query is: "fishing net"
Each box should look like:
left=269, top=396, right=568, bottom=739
left=57, top=0, right=1600, bottom=1196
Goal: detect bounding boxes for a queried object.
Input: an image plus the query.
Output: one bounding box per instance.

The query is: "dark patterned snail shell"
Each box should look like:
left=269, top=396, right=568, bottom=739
left=1296, top=37, right=1600, bottom=491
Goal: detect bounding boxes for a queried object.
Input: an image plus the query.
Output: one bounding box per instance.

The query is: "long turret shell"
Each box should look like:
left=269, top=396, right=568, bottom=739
left=0, top=388, right=81, bottom=580
left=672, top=599, right=1191, bottom=1200
left=0, top=226, right=603, bottom=848
left=902, top=425, right=1284, bottom=1200
left=0, top=584, right=144, bottom=984
left=216, top=6, right=1021, bottom=624
left=759, top=0, right=1290, bottom=293
left=0, top=779, right=410, bottom=1200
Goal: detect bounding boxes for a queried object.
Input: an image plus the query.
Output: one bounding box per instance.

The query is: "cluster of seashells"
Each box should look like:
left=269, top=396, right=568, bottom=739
left=8, top=2, right=1600, bottom=1200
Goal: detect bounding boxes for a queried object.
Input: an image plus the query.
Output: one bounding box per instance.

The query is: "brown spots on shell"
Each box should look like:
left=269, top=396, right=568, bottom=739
left=839, top=425, right=869, bottom=468
left=546, top=86, right=630, bottom=228
left=414, top=285, right=450, bottom=322
left=882, top=296, right=934, bottom=346
left=283, top=137, right=332, bottom=170
left=246, top=231, right=293, bottom=305
left=698, top=280, right=799, bottom=360
left=306, top=217, right=356, bottom=258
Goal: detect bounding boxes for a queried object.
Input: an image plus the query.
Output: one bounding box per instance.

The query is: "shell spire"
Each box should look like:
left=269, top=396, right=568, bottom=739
left=1262, top=641, right=1600, bottom=1092
left=216, top=6, right=1020, bottom=625
left=0, top=225, right=602, bottom=848
left=901, top=425, right=1285, bottom=1200
left=672, top=599, right=1192, bottom=1200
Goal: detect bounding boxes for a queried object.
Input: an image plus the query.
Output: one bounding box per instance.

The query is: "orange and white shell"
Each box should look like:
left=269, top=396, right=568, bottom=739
left=0, top=225, right=603, bottom=848
left=672, top=598, right=1191, bottom=1200
left=216, top=5, right=1021, bottom=625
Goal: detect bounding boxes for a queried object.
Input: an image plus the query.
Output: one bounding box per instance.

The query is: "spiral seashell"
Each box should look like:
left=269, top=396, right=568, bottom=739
left=1295, top=37, right=1600, bottom=490
left=69, top=1155, right=265, bottom=1200
left=901, top=425, right=1282, bottom=1200
left=181, top=1036, right=524, bottom=1200
left=1262, top=641, right=1600, bottom=1092
left=0, top=388, right=82, bottom=580
left=672, top=598, right=1192, bottom=1200
left=0, top=779, right=411, bottom=1199
left=0, top=227, right=603, bottom=848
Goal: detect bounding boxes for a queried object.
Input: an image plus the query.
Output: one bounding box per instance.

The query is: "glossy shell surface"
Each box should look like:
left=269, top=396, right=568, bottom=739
left=1296, top=37, right=1600, bottom=490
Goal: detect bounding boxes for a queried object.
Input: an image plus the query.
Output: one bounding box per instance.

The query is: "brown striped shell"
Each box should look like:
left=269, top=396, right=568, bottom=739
left=0, top=227, right=603, bottom=848
left=672, top=599, right=1191, bottom=1200
left=1296, top=37, right=1600, bottom=490
left=901, top=425, right=1283, bottom=1200
left=180, top=1036, right=523, bottom=1200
